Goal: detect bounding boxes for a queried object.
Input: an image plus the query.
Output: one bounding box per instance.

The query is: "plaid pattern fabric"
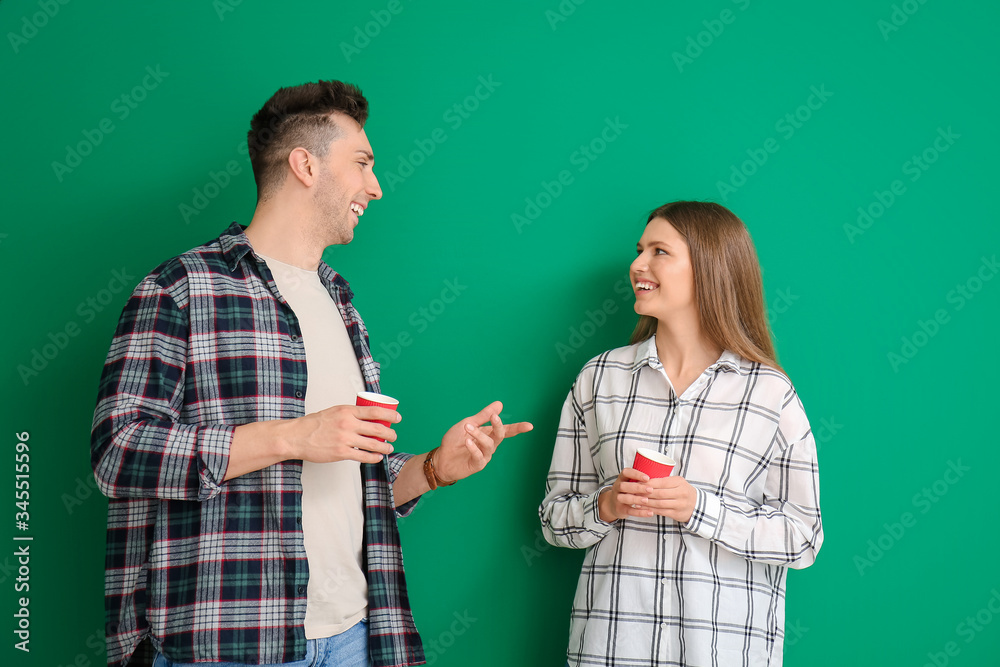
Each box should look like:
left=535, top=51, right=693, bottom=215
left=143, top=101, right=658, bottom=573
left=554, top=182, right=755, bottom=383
left=91, top=223, right=425, bottom=667
left=539, top=337, right=823, bottom=667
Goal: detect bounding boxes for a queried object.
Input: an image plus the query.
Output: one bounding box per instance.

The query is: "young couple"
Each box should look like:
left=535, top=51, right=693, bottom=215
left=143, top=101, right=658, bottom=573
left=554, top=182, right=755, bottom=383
left=91, top=79, right=822, bottom=667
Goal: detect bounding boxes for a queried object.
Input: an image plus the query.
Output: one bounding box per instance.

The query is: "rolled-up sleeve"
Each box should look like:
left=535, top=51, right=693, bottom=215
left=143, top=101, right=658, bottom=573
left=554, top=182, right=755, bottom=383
left=91, top=276, right=233, bottom=502
left=539, top=381, right=615, bottom=549
left=684, top=389, right=823, bottom=569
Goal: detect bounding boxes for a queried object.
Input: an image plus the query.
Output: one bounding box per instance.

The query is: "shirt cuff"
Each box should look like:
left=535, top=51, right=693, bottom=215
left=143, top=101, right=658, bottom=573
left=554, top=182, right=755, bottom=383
left=387, top=452, right=420, bottom=518
left=684, top=487, right=723, bottom=541
left=584, top=483, right=616, bottom=534
left=196, top=424, right=235, bottom=501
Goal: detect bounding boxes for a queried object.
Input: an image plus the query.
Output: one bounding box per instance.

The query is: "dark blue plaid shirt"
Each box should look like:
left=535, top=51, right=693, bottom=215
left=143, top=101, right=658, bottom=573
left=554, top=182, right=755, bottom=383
left=91, top=223, right=425, bottom=666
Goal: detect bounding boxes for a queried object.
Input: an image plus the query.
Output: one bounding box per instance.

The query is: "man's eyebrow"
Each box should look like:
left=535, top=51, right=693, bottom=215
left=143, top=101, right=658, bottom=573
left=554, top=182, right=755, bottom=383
left=355, top=149, right=374, bottom=161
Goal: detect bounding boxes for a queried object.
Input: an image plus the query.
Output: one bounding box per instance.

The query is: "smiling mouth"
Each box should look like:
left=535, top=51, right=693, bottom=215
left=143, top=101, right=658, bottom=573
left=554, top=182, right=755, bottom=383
left=350, top=202, right=365, bottom=216
left=635, top=281, right=659, bottom=292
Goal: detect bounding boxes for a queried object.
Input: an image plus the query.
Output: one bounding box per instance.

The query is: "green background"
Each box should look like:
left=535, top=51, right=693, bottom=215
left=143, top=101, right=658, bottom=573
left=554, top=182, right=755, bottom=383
left=2, top=0, right=998, bottom=665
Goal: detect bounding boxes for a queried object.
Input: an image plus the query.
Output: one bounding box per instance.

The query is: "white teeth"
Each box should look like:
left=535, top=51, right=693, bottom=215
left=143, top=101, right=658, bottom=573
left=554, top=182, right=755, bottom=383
left=636, top=281, right=657, bottom=291
left=350, top=203, right=364, bottom=216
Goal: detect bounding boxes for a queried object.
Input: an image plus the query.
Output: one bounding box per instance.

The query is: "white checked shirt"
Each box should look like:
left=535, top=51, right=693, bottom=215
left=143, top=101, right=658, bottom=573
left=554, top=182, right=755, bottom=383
left=539, top=337, right=823, bottom=667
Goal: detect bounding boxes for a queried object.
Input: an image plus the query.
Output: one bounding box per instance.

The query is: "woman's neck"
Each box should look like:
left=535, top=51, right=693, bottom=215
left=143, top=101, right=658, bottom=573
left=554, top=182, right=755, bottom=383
left=653, top=319, right=724, bottom=391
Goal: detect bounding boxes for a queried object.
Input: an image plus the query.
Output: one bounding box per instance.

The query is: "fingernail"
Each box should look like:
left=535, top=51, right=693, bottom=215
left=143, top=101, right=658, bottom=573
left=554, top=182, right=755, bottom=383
left=465, top=423, right=474, bottom=433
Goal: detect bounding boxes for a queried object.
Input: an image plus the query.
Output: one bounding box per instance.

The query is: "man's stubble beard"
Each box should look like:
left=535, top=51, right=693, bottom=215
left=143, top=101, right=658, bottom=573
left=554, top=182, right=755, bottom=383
left=311, top=166, right=353, bottom=248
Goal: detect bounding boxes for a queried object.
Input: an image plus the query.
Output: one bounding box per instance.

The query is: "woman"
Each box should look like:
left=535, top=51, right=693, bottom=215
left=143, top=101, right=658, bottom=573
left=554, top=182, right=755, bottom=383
left=539, top=201, right=823, bottom=667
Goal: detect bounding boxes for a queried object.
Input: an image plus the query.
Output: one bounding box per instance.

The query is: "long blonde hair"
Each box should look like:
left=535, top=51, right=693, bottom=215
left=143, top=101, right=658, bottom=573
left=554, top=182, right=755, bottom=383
left=629, top=201, right=782, bottom=373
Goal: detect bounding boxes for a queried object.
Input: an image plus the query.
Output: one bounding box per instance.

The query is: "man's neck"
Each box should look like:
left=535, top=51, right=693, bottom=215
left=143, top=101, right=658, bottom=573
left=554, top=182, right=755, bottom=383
left=244, top=199, right=324, bottom=270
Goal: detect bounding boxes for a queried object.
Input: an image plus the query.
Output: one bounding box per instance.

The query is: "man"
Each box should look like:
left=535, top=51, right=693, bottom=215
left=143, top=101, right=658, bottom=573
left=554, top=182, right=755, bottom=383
left=91, top=80, right=531, bottom=667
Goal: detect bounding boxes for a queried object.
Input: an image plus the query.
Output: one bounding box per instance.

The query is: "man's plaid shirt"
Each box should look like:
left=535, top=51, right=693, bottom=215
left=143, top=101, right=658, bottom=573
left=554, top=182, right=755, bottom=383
left=539, top=338, right=823, bottom=666
left=91, top=223, right=425, bottom=667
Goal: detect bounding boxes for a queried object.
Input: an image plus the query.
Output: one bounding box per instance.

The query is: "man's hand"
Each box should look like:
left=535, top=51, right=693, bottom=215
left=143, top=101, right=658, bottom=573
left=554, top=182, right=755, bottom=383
left=225, top=404, right=400, bottom=481
left=598, top=469, right=697, bottom=523
left=432, top=401, right=533, bottom=483
left=289, top=404, right=400, bottom=464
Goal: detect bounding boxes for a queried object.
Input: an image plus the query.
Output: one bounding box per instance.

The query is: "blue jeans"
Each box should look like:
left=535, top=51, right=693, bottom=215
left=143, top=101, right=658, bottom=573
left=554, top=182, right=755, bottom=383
left=152, top=619, right=370, bottom=667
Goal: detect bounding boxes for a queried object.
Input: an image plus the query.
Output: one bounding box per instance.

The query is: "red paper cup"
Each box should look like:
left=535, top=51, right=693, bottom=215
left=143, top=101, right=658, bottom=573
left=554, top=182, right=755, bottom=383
left=356, top=391, right=399, bottom=441
left=632, top=448, right=676, bottom=479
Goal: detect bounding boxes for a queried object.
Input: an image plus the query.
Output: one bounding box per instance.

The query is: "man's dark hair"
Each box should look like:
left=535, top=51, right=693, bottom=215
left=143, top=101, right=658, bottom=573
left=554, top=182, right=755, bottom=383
left=247, top=80, right=369, bottom=202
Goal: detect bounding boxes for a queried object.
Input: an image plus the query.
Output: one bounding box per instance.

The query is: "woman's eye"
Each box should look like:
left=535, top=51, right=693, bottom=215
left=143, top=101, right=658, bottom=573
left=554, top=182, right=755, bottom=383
left=655, top=248, right=668, bottom=255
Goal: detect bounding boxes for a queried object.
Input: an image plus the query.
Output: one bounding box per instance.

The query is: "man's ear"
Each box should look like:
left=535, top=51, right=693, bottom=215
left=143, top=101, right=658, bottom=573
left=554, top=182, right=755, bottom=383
left=287, top=147, right=316, bottom=188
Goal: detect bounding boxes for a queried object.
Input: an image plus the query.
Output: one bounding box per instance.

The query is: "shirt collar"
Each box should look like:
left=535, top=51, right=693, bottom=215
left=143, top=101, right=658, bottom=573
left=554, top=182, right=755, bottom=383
left=219, top=221, right=254, bottom=271
left=218, top=222, right=354, bottom=300
left=632, top=335, right=745, bottom=375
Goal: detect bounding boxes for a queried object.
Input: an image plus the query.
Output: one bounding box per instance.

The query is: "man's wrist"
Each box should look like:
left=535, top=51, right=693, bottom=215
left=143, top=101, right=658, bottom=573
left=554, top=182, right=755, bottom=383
left=423, top=447, right=455, bottom=490
left=272, top=419, right=298, bottom=460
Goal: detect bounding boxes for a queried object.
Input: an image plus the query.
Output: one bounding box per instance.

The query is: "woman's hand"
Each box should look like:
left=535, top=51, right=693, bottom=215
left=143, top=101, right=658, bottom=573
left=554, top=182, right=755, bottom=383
left=598, top=469, right=655, bottom=522
left=598, top=470, right=697, bottom=524
left=643, top=476, right=697, bottom=523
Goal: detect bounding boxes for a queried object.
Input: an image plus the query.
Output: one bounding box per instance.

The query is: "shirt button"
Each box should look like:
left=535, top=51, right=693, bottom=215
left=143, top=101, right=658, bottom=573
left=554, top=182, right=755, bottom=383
left=661, top=577, right=668, bottom=585
left=290, top=334, right=301, bottom=342
left=295, top=391, right=303, bottom=398
left=296, top=517, right=302, bottom=525
left=297, top=585, right=306, bottom=594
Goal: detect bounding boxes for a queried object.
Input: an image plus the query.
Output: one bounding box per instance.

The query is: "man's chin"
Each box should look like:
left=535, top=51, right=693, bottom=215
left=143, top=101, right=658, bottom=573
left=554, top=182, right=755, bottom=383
left=326, top=225, right=354, bottom=246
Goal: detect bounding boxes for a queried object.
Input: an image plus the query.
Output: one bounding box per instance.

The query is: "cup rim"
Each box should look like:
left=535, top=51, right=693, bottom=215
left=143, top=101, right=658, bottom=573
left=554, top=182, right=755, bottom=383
left=357, top=391, right=399, bottom=406
left=636, top=447, right=676, bottom=466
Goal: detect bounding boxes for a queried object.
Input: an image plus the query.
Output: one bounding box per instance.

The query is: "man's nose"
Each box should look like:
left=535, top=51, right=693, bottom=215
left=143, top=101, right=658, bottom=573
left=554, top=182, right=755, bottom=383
left=367, top=171, right=383, bottom=200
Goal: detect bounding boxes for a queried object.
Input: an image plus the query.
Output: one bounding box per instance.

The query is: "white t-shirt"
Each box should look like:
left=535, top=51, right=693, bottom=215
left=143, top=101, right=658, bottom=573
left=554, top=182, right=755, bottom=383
left=259, top=253, right=368, bottom=639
